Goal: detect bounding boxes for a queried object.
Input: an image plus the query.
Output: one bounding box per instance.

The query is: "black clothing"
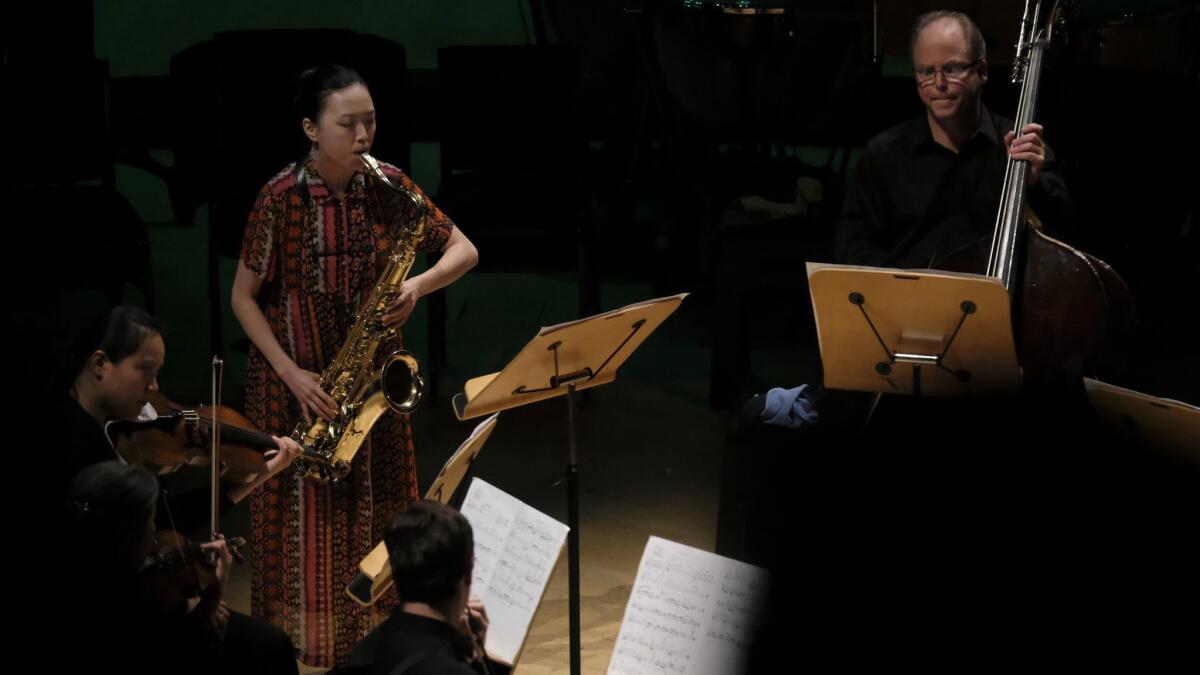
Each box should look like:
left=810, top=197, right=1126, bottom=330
left=54, top=389, right=119, bottom=494
left=344, top=611, right=483, bottom=675
left=836, top=106, right=1074, bottom=269
left=223, top=610, right=301, bottom=675
left=62, top=570, right=221, bottom=675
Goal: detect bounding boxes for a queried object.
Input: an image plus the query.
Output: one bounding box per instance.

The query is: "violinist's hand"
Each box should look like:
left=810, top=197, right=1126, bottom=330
left=226, top=436, right=305, bottom=503
left=264, top=435, right=303, bottom=475
left=1005, top=123, right=1046, bottom=187
left=381, top=277, right=425, bottom=328
left=458, top=594, right=489, bottom=649
left=281, top=364, right=338, bottom=423
left=201, top=537, right=234, bottom=588
left=210, top=601, right=231, bottom=641
left=193, top=539, right=232, bottom=641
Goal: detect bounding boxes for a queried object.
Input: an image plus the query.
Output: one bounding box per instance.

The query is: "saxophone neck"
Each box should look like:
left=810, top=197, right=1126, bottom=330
left=360, top=153, right=390, bottom=187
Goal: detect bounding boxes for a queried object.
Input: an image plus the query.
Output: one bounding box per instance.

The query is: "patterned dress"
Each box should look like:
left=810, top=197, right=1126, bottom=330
left=240, top=154, right=454, bottom=667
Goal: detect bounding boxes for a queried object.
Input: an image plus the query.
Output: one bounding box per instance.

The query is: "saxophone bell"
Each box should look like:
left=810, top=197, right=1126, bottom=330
left=381, top=350, right=425, bottom=414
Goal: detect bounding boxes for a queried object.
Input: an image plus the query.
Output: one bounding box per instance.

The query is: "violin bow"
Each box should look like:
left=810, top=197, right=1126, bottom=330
left=211, top=356, right=223, bottom=544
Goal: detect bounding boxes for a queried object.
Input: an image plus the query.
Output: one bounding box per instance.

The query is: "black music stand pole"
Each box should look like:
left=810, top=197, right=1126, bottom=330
left=566, top=381, right=582, bottom=675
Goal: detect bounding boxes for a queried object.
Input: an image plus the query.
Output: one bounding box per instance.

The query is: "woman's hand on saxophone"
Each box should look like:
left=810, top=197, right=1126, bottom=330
left=282, top=365, right=339, bottom=423
left=382, top=276, right=425, bottom=328
left=379, top=227, right=479, bottom=329
left=233, top=260, right=339, bottom=424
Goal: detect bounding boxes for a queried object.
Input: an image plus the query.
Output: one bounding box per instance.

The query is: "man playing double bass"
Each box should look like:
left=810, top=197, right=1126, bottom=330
left=747, top=10, right=1188, bottom=665
left=786, top=8, right=1141, bottom=648
left=837, top=10, right=1074, bottom=270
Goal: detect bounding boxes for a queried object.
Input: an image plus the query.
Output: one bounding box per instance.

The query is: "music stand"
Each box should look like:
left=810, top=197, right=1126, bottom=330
left=807, top=262, right=1021, bottom=401
left=347, top=413, right=500, bottom=607
left=1084, top=378, right=1200, bottom=463
left=452, top=293, right=687, bottom=675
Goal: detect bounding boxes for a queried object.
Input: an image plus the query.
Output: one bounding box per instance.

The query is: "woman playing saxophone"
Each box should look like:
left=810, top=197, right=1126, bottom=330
left=229, top=64, right=477, bottom=668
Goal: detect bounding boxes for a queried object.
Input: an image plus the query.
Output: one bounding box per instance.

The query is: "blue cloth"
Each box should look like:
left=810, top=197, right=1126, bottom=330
left=759, top=385, right=819, bottom=430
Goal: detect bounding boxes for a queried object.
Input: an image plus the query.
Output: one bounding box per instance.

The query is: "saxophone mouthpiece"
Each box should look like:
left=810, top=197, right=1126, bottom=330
left=360, top=153, right=396, bottom=189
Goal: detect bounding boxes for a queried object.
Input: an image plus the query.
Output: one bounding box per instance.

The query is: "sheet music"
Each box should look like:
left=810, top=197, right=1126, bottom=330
left=470, top=412, right=501, bottom=438
left=460, top=478, right=568, bottom=666
left=608, top=537, right=769, bottom=675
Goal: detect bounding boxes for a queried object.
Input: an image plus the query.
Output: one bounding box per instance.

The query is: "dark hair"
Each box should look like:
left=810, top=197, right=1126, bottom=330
left=292, top=64, right=368, bottom=124
left=385, top=500, right=474, bottom=605
left=64, top=305, right=159, bottom=385
left=910, top=11, right=987, bottom=62
left=64, top=461, right=159, bottom=573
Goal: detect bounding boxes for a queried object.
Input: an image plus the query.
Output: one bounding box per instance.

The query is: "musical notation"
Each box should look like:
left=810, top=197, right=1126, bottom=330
left=461, top=486, right=514, bottom=588
left=460, top=478, right=569, bottom=666
left=608, top=537, right=769, bottom=675
left=609, top=632, right=692, bottom=675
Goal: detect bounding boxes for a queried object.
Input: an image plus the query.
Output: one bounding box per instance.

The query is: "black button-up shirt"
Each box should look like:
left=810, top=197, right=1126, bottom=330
left=836, top=106, right=1073, bottom=269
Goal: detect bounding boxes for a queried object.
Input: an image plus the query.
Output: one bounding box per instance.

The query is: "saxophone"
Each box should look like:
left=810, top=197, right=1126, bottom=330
left=292, top=153, right=427, bottom=482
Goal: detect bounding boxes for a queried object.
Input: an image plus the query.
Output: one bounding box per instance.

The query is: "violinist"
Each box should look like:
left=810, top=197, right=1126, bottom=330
left=48, top=305, right=300, bottom=675
left=54, top=305, right=302, bottom=530
left=836, top=10, right=1074, bottom=270
left=57, top=460, right=230, bottom=675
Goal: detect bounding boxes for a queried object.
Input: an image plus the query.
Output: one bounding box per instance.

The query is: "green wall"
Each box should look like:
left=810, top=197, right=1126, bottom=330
left=95, top=0, right=534, bottom=76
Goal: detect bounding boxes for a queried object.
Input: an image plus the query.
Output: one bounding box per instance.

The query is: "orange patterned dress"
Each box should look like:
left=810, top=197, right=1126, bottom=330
left=240, top=154, right=454, bottom=667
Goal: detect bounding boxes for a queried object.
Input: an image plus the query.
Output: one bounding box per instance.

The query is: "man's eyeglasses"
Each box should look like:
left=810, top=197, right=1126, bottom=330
left=915, top=59, right=982, bottom=84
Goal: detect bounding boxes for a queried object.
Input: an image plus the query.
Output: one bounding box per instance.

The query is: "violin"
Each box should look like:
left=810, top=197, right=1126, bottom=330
left=139, top=530, right=244, bottom=613
left=105, top=390, right=278, bottom=484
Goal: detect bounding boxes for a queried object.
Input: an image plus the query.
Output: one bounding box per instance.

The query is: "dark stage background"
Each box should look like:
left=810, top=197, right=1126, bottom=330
left=6, top=0, right=1198, bottom=669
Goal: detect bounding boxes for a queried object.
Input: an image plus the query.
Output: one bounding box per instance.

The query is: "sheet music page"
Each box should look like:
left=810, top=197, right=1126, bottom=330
left=476, top=412, right=499, bottom=434
left=608, top=537, right=770, bottom=675
left=460, top=478, right=569, bottom=665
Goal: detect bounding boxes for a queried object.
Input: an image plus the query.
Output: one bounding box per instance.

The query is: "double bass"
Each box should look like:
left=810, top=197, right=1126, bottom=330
left=939, top=0, right=1137, bottom=392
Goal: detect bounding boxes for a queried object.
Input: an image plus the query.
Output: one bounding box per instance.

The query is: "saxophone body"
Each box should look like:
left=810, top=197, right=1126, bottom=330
left=292, top=154, right=427, bottom=482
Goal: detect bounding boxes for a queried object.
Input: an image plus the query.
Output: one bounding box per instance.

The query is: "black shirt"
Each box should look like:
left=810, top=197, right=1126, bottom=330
left=836, top=106, right=1074, bottom=269
left=54, top=392, right=121, bottom=495
left=345, top=611, right=483, bottom=675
